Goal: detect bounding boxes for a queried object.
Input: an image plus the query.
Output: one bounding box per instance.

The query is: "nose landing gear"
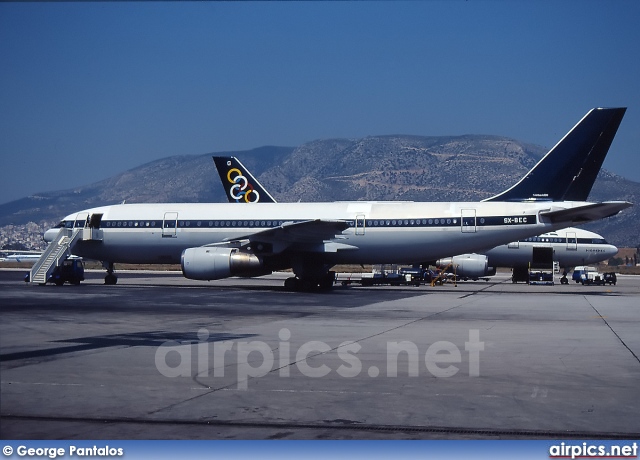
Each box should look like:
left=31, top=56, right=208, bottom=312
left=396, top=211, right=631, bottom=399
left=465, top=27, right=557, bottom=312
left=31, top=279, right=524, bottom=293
left=104, top=262, right=118, bottom=285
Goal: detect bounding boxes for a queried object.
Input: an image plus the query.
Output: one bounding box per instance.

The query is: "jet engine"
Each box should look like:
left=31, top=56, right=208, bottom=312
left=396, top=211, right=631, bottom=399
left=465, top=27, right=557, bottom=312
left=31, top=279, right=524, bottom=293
left=435, top=254, right=495, bottom=280
left=181, top=247, right=270, bottom=280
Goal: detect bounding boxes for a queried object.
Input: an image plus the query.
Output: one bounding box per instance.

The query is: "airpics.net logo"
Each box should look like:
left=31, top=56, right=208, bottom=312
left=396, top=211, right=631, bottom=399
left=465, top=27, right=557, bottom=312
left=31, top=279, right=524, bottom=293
left=154, top=328, right=484, bottom=389
left=549, top=442, right=638, bottom=459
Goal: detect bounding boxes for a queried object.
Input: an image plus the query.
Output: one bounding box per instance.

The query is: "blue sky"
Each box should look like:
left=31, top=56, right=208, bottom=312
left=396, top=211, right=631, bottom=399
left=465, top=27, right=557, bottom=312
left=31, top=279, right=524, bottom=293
left=1, top=1, right=639, bottom=205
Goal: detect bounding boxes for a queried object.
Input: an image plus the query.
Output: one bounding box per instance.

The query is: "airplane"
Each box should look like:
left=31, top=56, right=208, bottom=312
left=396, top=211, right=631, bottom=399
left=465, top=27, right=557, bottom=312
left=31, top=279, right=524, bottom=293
left=40, top=107, right=630, bottom=290
left=435, top=227, right=618, bottom=282
left=0, top=253, right=42, bottom=263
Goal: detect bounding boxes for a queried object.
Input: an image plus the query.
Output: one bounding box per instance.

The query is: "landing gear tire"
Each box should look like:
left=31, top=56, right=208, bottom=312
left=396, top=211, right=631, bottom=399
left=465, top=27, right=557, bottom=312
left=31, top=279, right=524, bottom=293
left=300, top=278, right=315, bottom=291
left=284, top=277, right=298, bottom=291
left=104, top=262, right=118, bottom=285
left=283, top=277, right=310, bottom=291
left=318, top=271, right=336, bottom=291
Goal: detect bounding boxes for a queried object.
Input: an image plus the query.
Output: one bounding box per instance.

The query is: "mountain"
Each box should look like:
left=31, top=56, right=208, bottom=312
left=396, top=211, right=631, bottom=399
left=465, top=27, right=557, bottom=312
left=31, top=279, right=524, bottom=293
left=261, top=135, right=547, bottom=202
left=1, top=136, right=637, bottom=248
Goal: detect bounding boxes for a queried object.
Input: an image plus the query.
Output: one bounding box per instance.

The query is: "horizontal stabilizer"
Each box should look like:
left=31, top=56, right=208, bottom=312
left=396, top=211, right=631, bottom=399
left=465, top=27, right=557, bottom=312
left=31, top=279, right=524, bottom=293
left=540, top=201, right=632, bottom=224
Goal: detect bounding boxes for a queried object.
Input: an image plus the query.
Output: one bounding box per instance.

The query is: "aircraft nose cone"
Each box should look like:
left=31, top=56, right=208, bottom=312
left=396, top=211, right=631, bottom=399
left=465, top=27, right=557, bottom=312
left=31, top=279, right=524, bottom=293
left=606, top=245, right=619, bottom=258
left=43, top=228, right=59, bottom=243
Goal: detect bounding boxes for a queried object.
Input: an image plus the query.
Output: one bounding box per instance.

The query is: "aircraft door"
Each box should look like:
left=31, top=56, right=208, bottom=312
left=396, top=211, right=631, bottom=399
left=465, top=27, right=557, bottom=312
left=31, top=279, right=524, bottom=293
left=355, top=214, right=366, bottom=235
left=461, top=209, right=476, bottom=233
left=74, top=212, right=89, bottom=228
left=163, top=212, right=178, bottom=238
left=88, top=214, right=103, bottom=229
left=566, top=231, right=577, bottom=251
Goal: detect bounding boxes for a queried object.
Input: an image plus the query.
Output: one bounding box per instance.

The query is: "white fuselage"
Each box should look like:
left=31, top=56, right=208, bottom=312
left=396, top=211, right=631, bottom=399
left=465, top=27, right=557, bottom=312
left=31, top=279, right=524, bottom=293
left=484, top=227, right=617, bottom=268
left=56, top=200, right=596, bottom=266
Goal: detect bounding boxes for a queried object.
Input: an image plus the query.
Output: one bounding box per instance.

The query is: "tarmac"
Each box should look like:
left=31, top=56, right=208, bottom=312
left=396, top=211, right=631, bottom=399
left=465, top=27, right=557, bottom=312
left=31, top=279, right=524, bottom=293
left=1, top=268, right=639, bottom=440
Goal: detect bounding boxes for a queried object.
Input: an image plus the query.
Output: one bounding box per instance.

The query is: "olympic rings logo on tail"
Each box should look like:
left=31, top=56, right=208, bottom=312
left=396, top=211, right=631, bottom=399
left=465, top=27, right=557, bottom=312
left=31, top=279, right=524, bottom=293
left=226, top=167, right=261, bottom=203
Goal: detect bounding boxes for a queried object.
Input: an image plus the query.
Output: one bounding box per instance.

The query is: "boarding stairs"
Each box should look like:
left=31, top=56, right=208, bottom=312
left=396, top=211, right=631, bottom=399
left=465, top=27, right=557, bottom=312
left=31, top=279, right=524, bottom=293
left=29, top=228, right=83, bottom=285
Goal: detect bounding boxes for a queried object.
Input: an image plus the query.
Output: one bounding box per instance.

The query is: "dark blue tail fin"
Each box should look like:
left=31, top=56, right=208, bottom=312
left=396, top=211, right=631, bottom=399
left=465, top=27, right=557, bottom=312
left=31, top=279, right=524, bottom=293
left=485, top=107, right=626, bottom=202
left=212, top=157, right=277, bottom=203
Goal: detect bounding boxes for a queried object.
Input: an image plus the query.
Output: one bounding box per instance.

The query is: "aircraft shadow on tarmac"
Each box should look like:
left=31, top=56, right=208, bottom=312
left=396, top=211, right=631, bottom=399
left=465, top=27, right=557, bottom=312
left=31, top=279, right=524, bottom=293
left=0, top=331, right=256, bottom=363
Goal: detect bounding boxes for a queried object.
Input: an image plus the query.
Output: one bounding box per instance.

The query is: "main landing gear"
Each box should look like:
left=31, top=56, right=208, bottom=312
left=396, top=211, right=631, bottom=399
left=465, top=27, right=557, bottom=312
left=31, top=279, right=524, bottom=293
left=560, top=269, right=569, bottom=285
left=284, top=271, right=336, bottom=292
left=104, top=262, right=118, bottom=285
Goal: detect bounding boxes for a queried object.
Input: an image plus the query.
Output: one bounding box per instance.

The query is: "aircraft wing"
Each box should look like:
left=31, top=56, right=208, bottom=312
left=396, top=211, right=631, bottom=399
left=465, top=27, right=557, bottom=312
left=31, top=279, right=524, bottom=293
left=540, top=201, right=632, bottom=224
left=204, top=219, right=355, bottom=254
left=242, top=219, right=351, bottom=244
